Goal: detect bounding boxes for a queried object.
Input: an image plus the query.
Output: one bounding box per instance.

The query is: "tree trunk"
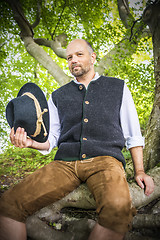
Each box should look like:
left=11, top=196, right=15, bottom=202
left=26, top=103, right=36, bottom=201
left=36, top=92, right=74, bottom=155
left=142, top=0, right=160, bottom=170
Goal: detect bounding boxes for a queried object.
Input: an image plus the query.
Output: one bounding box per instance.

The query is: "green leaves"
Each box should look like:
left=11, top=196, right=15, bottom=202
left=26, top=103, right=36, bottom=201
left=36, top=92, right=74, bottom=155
left=0, top=0, right=155, bottom=149
left=0, top=146, right=57, bottom=191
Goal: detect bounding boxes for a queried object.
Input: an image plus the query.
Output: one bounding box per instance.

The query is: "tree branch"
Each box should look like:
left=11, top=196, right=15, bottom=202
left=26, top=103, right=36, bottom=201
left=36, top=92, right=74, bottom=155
left=129, top=17, right=143, bottom=41
left=51, top=0, right=67, bottom=39
left=23, top=36, right=70, bottom=86
left=95, top=30, right=149, bottom=75
left=31, top=0, right=42, bottom=29
left=125, top=232, right=160, bottom=240
left=34, top=33, right=67, bottom=59
left=96, top=1, right=151, bottom=75
left=5, top=0, right=69, bottom=85
left=26, top=215, right=95, bottom=240
left=132, top=214, right=160, bottom=229
left=6, top=0, right=33, bottom=37
left=117, top=0, right=135, bottom=29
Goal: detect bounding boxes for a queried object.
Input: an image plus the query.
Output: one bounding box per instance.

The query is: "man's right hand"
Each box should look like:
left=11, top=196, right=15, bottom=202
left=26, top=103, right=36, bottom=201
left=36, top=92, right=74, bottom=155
left=10, top=127, right=33, bottom=149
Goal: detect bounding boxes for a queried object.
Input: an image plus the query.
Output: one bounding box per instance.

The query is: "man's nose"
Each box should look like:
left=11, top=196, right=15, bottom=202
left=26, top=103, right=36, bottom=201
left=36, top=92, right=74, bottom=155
left=71, top=55, right=78, bottom=63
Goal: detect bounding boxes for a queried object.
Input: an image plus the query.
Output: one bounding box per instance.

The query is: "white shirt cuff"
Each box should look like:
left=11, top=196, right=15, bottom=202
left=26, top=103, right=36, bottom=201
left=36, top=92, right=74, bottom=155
left=38, top=148, right=52, bottom=155
left=125, top=136, right=145, bottom=149
left=38, top=136, right=57, bottom=155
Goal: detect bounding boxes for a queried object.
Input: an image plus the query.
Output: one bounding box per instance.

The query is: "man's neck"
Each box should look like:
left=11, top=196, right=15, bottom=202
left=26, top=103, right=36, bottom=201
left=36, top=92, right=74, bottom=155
left=76, top=70, right=96, bottom=88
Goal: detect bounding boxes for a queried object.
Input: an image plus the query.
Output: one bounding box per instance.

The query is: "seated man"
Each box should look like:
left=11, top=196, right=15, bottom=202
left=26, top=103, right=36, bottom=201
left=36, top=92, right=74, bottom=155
left=0, top=39, right=154, bottom=240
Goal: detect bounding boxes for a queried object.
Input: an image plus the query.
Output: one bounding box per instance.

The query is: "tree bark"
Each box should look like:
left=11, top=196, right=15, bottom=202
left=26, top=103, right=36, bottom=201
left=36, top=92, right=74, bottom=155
left=34, top=34, right=67, bottom=59
left=132, top=214, right=160, bottom=229
left=125, top=232, right=160, bottom=240
left=142, top=0, right=160, bottom=170
left=26, top=216, right=95, bottom=240
left=117, top=0, right=134, bottom=29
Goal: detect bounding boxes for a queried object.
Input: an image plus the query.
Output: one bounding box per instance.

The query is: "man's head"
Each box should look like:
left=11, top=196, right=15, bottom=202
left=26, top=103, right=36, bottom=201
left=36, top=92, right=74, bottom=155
left=66, top=39, right=96, bottom=78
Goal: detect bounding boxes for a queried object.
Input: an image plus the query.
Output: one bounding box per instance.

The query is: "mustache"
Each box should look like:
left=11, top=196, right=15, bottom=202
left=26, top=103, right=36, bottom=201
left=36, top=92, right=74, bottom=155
left=71, top=63, right=81, bottom=69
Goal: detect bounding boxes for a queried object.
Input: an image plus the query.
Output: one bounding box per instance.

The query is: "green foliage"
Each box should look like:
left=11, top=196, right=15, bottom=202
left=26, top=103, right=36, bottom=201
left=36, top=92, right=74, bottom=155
left=127, top=62, right=154, bottom=131
left=122, top=148, right=131, bottom=161
left=0, top=0, right=155, bottom=149
left=0, top=145, right=57, bottom=191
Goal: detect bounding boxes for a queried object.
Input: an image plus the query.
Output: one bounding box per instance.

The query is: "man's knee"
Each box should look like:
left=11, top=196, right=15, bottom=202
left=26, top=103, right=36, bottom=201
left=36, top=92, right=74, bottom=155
left=0, top=194, right=26, bottom=223
left=97, top=197, right=136, bottom=234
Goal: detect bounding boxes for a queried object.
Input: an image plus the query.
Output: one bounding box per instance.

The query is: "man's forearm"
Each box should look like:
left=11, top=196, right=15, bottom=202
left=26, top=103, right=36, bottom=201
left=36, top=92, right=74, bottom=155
left=129, top=146, right=144, bottom=174
left=30, top=139, right=50, bottom=151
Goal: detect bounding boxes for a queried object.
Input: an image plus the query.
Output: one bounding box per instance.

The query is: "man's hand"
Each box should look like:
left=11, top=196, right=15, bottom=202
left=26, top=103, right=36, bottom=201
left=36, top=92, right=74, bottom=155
left=135, top=171, right=154, bottom=196
left=129, top=146, right=154, bottom=196
left=10, top=127, right=50, bottom=151
left=10, top=127, right=33, bottom=149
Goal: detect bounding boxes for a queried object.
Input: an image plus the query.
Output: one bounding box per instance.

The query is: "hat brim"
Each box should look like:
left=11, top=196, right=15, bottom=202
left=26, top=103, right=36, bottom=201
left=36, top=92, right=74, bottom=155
left=6, top=82, right=50, bottom=143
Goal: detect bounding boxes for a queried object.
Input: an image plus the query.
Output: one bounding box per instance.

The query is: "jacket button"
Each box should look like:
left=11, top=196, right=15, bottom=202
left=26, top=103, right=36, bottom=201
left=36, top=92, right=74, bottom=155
left=82, top=154, right=86, bottom=158
left=85, top=101, right=89, bottom=104
left=84, top=118, right=88, bottom=123
left=83, top=137, right=87, bottom=140
left=79, top=85, right=83, bottom=90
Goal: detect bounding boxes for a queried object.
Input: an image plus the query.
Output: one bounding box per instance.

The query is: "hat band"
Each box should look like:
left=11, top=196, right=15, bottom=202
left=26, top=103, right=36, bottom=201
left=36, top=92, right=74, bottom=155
left=22, top=92, right=48, bottom=138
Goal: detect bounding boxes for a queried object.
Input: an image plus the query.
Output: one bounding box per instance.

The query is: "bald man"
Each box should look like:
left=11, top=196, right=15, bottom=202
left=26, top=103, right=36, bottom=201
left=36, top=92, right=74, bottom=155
left=0, top=39, right=154, bottom=240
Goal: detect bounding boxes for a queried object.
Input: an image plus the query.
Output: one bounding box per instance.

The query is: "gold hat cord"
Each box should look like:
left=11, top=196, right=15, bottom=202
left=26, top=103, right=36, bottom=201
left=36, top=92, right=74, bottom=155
left=22, top=92, right=48, bottom=137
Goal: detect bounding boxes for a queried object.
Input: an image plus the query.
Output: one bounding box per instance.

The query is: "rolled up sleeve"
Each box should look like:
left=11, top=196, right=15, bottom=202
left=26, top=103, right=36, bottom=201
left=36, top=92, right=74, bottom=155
left=120, top=83, right=145, bottom=149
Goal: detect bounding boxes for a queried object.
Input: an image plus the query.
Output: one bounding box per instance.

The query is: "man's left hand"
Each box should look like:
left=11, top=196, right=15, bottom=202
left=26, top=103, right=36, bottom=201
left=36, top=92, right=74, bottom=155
left=135, top=171, right=154, bottom=196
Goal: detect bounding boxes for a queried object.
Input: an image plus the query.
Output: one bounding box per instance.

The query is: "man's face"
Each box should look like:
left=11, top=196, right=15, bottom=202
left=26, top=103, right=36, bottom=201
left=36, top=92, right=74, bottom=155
left=66, top=40, right=95, bottom=77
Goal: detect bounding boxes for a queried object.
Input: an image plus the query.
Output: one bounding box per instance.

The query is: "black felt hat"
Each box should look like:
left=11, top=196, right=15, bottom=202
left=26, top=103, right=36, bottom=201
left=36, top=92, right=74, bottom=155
left=6, top=82, right=49, bottom=143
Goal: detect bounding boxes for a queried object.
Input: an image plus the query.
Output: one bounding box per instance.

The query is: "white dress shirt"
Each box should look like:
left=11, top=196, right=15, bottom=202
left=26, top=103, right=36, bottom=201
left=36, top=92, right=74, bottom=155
left=40, top=73, right=144, bottom=155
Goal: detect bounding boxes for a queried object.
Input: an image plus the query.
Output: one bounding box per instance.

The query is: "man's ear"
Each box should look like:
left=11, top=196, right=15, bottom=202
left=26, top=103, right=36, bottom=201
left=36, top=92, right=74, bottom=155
left=91, top=52, right=96, bottom=64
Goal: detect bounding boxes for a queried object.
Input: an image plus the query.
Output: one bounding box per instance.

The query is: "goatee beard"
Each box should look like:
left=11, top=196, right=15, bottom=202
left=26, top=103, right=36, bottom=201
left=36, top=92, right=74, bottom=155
left=71, top=64, right=84, bottom=77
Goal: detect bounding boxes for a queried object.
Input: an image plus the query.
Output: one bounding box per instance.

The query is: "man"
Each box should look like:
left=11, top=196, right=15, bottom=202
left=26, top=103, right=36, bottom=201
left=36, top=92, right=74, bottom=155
left=0, top=39, right=154, bottom=240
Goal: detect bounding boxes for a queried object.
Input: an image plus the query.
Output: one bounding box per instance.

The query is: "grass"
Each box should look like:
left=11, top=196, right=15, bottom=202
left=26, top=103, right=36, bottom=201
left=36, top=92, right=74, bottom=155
left=0, top=145, right=57, bottom=192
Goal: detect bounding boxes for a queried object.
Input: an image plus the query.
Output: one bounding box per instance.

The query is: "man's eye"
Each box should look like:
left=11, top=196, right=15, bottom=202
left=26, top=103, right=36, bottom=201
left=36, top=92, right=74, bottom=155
left=67, top=56, right=72, bottom=61
left=78, top=53, right=83, bottom=56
